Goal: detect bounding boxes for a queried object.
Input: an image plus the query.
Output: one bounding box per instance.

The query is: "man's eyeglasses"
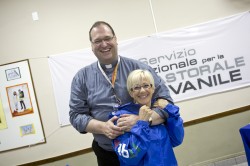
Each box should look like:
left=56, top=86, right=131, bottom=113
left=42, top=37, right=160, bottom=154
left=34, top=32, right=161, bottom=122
left=92, top=36, right=114, bottom=45
left=131, top=84, right=152, bottom=92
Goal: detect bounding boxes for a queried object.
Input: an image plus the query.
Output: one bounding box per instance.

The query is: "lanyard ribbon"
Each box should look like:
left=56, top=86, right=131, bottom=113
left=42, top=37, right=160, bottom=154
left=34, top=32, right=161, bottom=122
left=98, top=57, right=121, bottom=106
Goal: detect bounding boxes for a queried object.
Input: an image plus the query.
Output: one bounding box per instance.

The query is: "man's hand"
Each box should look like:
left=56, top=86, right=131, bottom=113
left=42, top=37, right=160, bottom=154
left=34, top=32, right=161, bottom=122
left=153, top=98, right=169, bottom=109
left=104, top=116, right=123, bottom=139
left=117, top=114, right=139, bottom=132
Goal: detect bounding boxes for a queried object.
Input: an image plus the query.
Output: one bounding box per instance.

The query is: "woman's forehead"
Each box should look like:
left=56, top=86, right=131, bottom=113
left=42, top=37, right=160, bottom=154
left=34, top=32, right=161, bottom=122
left=132, top=77, right=150, bottom=84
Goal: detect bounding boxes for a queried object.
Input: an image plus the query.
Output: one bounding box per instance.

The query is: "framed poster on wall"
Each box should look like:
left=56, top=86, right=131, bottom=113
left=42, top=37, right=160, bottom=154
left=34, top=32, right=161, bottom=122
left=0, top=60, right=45, bottom=152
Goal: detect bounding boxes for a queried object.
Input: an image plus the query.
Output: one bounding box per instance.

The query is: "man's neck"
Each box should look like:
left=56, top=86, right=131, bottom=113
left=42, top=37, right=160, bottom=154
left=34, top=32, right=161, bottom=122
left=100, top=57, right=119, bottom=70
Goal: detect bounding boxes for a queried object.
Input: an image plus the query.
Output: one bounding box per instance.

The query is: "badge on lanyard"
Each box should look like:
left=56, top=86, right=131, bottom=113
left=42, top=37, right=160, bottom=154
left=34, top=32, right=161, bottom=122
left=113, top=103, right=119, bottom=112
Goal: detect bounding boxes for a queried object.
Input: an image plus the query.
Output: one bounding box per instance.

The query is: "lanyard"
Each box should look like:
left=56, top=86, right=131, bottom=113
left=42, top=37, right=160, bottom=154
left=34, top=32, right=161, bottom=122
left=97, top=56, right=120, bottom=88
left=98, top=57, right=121, bottom=107
left=111, top=63, right=119, bottom=86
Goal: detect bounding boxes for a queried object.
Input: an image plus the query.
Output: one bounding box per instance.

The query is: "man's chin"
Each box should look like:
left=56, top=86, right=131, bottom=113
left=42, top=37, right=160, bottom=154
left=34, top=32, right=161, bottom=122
left=101, top=55, right=115, bottom=63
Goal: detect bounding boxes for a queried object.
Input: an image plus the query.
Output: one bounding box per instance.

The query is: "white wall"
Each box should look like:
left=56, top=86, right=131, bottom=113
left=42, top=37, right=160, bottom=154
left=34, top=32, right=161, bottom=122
left=0, top=0, right=250, bottom=165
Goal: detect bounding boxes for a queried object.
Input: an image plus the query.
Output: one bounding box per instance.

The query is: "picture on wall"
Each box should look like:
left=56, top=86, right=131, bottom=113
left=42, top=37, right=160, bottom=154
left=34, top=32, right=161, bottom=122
left=6, top=83, right=34, bottom=117
left=0, top=97, right=7, bottom=130
left=20, top=123, right=36, bottom=137
left=5, top=67, right=21, bottom=81
left=0, top=60, right=45, bottom=152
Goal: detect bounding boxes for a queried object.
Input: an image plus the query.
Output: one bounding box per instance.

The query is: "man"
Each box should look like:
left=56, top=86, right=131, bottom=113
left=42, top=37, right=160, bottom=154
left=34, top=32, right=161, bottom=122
left=69, top=21, right=173, bottom=166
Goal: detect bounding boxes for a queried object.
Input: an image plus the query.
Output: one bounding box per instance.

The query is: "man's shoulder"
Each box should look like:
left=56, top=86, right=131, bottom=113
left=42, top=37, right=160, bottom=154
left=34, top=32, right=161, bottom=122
left=120, top=56, right=148, bottom=68
left=120, top=56, right=139, bottom=63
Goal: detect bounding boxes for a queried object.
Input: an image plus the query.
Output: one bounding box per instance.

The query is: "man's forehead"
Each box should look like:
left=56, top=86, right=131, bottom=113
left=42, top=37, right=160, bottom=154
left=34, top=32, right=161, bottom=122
left=91, top=25, right=112, bottom=35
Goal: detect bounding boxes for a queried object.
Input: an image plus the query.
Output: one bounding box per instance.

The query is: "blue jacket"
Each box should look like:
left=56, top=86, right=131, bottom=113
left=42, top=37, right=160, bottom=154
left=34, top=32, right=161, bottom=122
left=110, top=102, right=184, bottom=166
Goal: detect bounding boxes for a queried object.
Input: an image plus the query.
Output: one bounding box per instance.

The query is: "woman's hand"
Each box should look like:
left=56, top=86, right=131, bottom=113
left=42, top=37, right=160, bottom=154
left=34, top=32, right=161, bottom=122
left=138, top=105, right=153, bottom=121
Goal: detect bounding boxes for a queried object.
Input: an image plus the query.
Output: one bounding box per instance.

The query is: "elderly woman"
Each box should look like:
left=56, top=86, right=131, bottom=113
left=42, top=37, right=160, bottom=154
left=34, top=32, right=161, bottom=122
left=110, top=69, right=184, bottom=166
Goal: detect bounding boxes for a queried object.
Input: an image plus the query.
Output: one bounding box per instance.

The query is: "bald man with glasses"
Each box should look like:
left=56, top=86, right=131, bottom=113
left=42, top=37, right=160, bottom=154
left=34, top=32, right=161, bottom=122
left=69, top=21, right=174, bottom=166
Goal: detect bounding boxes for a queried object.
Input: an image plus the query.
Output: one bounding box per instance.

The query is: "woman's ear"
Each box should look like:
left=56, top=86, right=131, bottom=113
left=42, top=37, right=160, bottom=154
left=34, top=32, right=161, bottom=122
left=151, top=87, right=155, bottom=94
left=129, top=91, right=134, bottom=98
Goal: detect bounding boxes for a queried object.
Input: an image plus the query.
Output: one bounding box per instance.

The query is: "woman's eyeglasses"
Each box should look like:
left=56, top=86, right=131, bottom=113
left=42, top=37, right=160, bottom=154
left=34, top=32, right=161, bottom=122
left=131, top=84, right=152, bottom=92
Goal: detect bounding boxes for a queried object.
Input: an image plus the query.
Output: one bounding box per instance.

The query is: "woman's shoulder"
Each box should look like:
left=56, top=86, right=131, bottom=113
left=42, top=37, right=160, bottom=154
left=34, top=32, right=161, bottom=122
left=116, top=102, right=140, bottom=115
left=119, top=102, right=140, bottom=110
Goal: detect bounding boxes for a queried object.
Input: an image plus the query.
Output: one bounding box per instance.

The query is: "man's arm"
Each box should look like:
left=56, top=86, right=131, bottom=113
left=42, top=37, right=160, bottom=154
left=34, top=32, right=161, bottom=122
left=69, top=73, right=93, bottom=133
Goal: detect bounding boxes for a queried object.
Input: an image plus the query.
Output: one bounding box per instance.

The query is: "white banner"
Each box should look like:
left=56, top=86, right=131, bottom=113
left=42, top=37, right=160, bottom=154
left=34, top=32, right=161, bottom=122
left=49, top=12, right=250, bottom=126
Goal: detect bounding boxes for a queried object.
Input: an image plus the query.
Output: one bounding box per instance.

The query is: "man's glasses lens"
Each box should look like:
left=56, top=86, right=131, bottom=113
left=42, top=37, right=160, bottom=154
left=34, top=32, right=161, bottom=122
left=92, top=36, right=114, bottom=45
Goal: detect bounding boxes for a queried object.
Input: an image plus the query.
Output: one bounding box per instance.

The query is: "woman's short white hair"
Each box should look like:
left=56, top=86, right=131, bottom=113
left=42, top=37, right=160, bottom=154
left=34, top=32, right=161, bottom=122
left=126, top=69, right=155, bottom=92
